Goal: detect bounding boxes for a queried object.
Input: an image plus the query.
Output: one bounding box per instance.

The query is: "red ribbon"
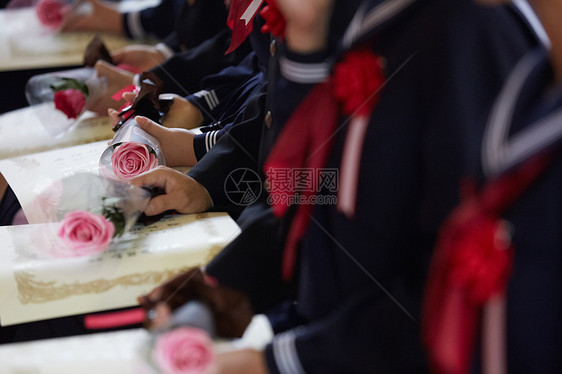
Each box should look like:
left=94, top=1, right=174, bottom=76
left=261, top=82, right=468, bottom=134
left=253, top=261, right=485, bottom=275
left=265, top=81, right=339, bottom=281
left=226, top=0, right=264, bottom=54
left=264, top=49, right=384, bottom=281
left=422, top=151, right=556, bottom=374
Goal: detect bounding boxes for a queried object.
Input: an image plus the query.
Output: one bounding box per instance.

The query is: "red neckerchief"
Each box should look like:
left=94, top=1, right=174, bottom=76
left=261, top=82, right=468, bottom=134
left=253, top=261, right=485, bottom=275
left=264, top=49, right=385, bottom=281
left=226, top=0, right=264, bottom=54
left=226, top=0, right=286, bottom=53
left=422, top=150, right=557, bottom=374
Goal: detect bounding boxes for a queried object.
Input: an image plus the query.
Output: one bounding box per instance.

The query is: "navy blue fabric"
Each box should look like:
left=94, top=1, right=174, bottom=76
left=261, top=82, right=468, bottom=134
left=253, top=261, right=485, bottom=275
left=470, top=48, right=562, bottom=373
left=122, top=0, right=184, bottom=40
left=0, top=186, right=20, bottom=226
left=205, top=0, right=539, bottom=372
left=149, top=29, right=252, bottom=96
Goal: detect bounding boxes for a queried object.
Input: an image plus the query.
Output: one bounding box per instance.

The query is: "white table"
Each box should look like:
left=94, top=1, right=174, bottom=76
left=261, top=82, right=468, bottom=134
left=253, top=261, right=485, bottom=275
left=0, top=0, right=158, bottom=72
left=0, top=315, right=273, bottom=374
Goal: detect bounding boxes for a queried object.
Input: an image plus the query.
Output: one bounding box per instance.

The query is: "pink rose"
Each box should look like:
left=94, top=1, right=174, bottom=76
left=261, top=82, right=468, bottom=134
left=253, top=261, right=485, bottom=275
left=35, top=0, right=66, bottom=29
left=154, top=327, right=214, bottom=374
left=54, top=88, right=86, bottom=119
left=111, top=142, right=159, bottom=180
left=57, top=210, right=114, bottom=256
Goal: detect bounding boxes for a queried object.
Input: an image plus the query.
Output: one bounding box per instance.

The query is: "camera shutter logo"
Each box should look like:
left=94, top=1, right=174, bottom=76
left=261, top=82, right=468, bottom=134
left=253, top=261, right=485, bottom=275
left=224, top=168, right=262, bottom=206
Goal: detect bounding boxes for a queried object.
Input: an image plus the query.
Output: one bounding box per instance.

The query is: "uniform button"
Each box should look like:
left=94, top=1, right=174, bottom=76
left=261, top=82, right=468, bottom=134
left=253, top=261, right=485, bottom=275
left=269, top=39, right=277, bottom=56
left=265, top=111, right=272, bottom=128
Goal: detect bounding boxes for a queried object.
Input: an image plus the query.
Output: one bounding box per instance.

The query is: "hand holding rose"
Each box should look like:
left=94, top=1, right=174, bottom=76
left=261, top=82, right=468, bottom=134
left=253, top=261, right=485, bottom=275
left=130, top=167, right=212, bottom=216
left=137, top=268, right=254, bottom=339
left=158, top=94, right=204, bottom=130
left=122, top=116, right=198, bottom=167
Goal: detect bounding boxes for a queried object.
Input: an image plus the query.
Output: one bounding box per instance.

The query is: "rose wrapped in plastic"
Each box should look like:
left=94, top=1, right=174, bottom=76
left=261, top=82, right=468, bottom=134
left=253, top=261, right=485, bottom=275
left=57, top=210, right=115, bottom=256
left=153, top=327, right=215, bottom=374
left=25, top=67, right=107, bottom=136
left=54, top=89, right=86, bottom=118
left=28, top=173, right=151, bottom=258
left=35, top=0, right=67, bottom=29
left=100, top=118, right=165, bottom=180
left=111, top=142, right=159, bottom=180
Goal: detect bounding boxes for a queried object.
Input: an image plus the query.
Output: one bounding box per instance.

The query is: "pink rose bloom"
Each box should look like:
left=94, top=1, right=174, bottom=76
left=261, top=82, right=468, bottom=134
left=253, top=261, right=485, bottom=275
left=35, top=0, right=66, bottom=29
left=54, top=89, right=86, bottom=119
left=111, top=142, right=158, bottom=180
left=57, top=210, right=114, bottom=256
left=154, top=327, right=214, bottom=374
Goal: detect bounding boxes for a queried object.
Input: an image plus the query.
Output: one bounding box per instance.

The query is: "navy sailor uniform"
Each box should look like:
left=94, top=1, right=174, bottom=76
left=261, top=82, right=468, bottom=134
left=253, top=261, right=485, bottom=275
left=122, top=0, right=228, bottom=52
left=473, top=47, right=561, bottom=373
left=202, top=0, right=542, bottom=373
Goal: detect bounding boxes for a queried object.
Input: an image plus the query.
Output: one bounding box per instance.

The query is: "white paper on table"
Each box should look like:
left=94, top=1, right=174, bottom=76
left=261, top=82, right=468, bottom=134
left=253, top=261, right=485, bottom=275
left=0, top=104, right=114, bottom=161
left=0, top=315, right=272, bottom=374
left=0, top=2, right=158, bottom=71
left=0, top=212, right=241, bottom=326
left=0, top=140, right=110, bottom=223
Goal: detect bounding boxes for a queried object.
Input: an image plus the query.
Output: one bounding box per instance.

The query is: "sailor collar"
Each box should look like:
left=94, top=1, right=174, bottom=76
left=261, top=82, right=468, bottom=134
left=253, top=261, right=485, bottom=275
left=482, top=48, right=562, bottom=178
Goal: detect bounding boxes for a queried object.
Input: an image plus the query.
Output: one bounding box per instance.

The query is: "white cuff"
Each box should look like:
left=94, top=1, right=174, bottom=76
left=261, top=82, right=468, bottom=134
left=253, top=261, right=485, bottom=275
left=272, top=330, right=306, bottom=374
left=126, top=11, right=146, bottom=39
left=280, top=57, right=330, bottom=84
left=204, top=130, right=220, bottom=153
left=194, top=90, right=220, bottom=111
left=155, top=43, right=175, bottom=61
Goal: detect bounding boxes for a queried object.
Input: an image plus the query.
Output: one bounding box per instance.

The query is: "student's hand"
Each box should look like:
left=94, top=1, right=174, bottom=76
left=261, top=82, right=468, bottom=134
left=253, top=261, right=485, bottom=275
left=61, top=0, right=123, bottom=34
left=130, top=166, right=212, bottom=216
left=87, top=60, right=134, bottom=115
left=159, top=94, right=204, bottom=130
left=206, top=349, right=268, bottom=374
left=274, top=0, right=334, bottom=52
left=138, top=268, right=254, bottom=339
left=112, top=45, right=167, bottom=71
left=135, top=116, right=197, bottom=167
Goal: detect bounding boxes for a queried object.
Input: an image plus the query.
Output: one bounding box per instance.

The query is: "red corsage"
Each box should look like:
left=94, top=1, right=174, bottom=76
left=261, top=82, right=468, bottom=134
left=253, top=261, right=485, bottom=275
left=448, top=216, right=513, bottom=305
left=260, top=0, right=286, bottom=38
left=333, top=49, right=385, bottom=116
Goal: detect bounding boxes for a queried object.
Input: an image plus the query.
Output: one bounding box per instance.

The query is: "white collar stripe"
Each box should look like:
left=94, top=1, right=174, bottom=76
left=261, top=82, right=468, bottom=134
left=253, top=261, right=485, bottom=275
left=344, top=0, right=416, bottom=47
left=512, top=0, right=551, bottom=49
left=503, top=108, right=562, bottom=171
left=482, top=53, right=541, bottom=177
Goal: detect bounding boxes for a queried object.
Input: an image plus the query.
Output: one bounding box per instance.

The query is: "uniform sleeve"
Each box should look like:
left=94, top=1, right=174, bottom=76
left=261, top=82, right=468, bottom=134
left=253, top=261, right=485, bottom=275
left=148, top=30, right=253, bottom=96
left=121, top=0, right=184, bottom=40
left=187, top=92, right=267, bottom=218
left=184, top=53, right=261, bottom=123
left=262, top=290, right=425, bottom=374
left=160, top=0, right=229, bottom=52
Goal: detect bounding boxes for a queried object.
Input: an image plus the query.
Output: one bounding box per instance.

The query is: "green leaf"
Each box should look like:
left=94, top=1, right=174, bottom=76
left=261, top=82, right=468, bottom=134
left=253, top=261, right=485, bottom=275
left=49, top=78, right=89, bottom=97
left=101, top=197, right=126, bottom=237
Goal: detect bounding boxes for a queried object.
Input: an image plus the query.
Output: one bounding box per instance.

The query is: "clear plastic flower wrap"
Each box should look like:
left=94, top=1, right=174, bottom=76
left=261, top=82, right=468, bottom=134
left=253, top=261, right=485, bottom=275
left=7, top=0, right=92, bottom=31
left=136, top=302, right=216, bottom=374
left=28, top=172, right=151, bottom=258
left=25, top=67, right=107, bottom=137
left=99, top=117, right=166, bottom=180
